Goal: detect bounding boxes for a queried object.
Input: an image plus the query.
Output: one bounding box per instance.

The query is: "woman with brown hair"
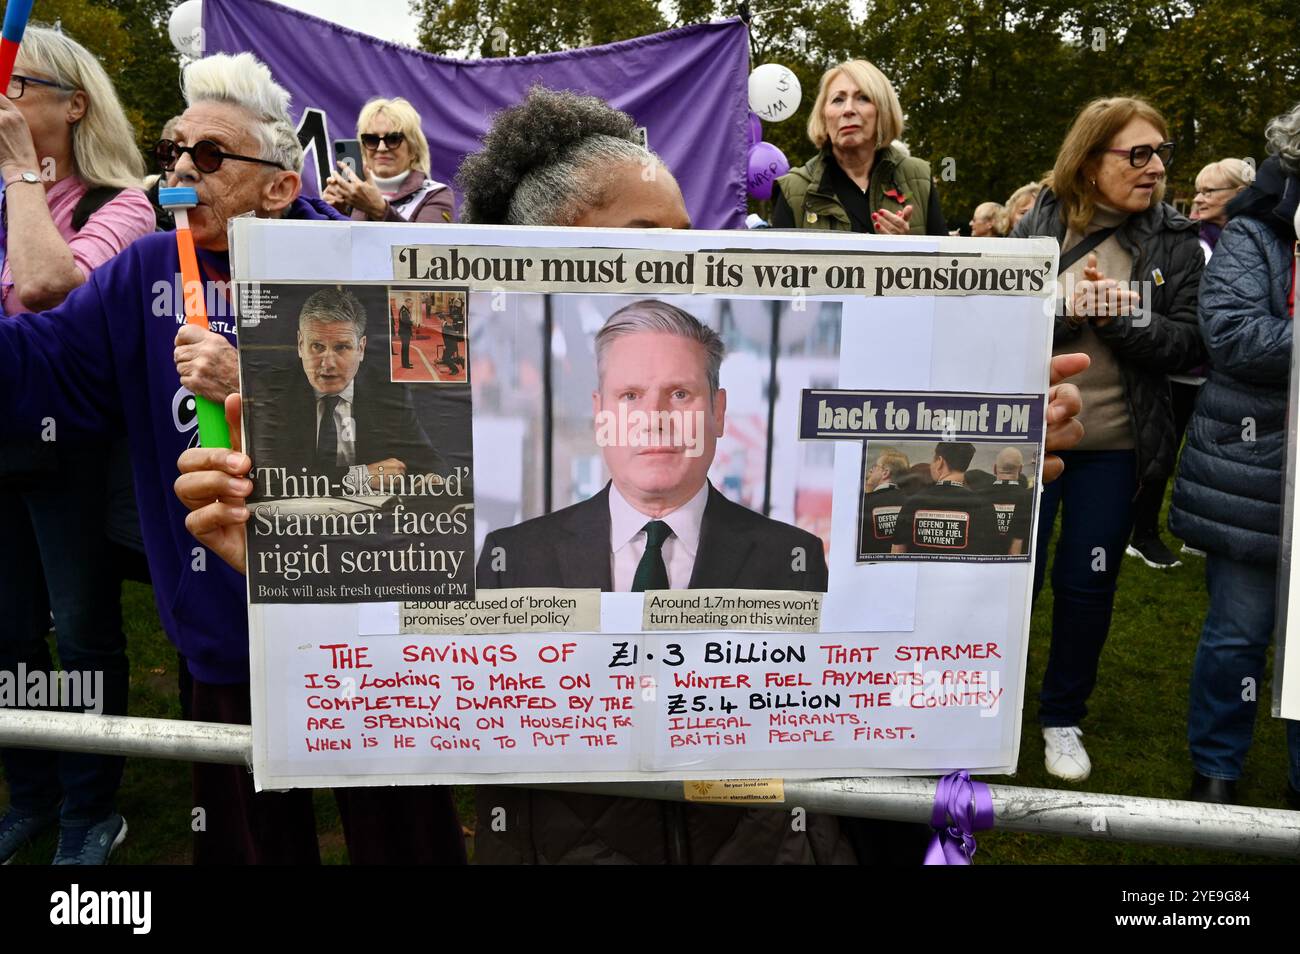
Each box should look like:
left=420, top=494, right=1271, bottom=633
left=1011, top=97, right=1204, bottom=783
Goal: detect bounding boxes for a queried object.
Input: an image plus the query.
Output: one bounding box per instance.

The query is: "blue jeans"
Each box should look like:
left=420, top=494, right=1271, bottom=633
left=1188, top=553, right=1300, bottom=791
left=1033, top=450, right=1137, bottom=727
left=0, top=443, right=129, bottom=825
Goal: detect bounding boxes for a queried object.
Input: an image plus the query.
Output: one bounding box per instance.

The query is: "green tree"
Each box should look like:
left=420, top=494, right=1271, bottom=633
left=409, top=0, right=1300, bottom=221
left=26, top=0, right=184, bottom=157
left=414, top=0, right=666, bottom=57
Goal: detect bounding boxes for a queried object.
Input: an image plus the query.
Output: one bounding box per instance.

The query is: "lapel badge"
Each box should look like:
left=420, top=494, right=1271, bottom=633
left=806, top=211, right=818, bottom=224
left=1152, top=267, right=1165, bottom=286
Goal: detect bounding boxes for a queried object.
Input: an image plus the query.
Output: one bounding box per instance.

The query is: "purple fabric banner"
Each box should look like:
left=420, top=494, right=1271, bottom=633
left=203, top=0, right=751, bottom=228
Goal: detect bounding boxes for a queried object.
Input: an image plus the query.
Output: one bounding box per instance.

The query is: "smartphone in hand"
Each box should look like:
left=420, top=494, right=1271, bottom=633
left=333, top=139, right=364, bottom=178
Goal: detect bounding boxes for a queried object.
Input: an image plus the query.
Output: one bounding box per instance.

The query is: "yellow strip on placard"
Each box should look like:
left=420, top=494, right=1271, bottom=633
left=399, top=588, right=601, bottom=634
left=643, top=589, right=822, bottom=632
left=683, top=778, right=786, bottom=804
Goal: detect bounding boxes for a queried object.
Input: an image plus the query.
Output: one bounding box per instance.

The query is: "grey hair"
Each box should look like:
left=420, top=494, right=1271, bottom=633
left=511, top=135, right=656, bottom=226
left=298, top=287, right=366, bottom=339
left=994, top=446, right=1024, bottom=474
left=1266, top=102, right=1300, bottom=175
left=457, top=87, right=663, bottom=225
left=595, top=300, right=724, bottom=395
left=182, top=52, right=304, bottom=173
left=1196, top=157, right=1255, bottom=191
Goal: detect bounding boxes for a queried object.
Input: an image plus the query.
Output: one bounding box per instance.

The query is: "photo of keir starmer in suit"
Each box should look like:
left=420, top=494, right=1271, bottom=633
left=249, top=287, right=442, bottom=494
left=473, top=298, right=844, bottom=866
left=476, top=299, right=828, bottom=594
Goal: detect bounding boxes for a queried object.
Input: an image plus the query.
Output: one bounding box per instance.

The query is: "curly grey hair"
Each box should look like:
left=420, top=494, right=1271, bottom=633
left=1266, top=102, right=1300, bottom=175
left=457, top=87, right=664, bottom=225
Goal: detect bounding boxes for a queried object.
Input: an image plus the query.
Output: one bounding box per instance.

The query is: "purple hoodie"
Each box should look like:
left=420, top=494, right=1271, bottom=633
left=0, top=196, right=345, bottom=684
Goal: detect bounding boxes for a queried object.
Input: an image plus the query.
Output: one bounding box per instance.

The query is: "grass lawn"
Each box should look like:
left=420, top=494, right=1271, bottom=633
left=3, top=496, right=1295, bottom=864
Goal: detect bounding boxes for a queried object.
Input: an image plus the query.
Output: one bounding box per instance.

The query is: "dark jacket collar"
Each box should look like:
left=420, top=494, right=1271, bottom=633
left=1031, top=187, right=1195, bottom=244
left=813, top=144, right=903, bottom=197
left=1227, top=155, right=1299, bottom=242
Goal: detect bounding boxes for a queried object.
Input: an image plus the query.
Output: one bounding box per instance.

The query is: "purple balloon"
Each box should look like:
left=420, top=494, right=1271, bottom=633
left=746, top=141, right=789, bottom=201
left=747, top=111, right=763, bottom=149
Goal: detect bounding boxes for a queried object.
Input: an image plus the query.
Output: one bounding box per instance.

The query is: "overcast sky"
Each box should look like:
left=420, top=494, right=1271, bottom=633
left=273, top=0, right=422, bottom=46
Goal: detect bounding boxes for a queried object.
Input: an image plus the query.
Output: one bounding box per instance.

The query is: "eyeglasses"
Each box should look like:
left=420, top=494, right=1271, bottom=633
left=154, top=138, right=285, bottom=174
left=361, top=132, right=405, bottom=150
left=1195, top=186, right=1234, bottom=196
left=1103, top=142, right=1175, bottom=168
left=6, top=74, right=73, bottom=100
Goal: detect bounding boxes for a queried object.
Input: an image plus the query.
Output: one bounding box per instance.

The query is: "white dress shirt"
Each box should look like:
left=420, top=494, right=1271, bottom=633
left=609, top=481, right=709, bottom=591
left=314, top=381, right=370, bottom=489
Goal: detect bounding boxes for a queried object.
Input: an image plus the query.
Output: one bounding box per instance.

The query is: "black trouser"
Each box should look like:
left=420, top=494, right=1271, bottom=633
left=1131, top=380, right=1201, bottom=541
left=190, top=677, right=467, bottom=865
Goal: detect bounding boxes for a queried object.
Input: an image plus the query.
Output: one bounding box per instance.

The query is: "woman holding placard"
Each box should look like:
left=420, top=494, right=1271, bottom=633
left=1011, top=97, right=1204, bottom=784
left=770, top=59, right=946, bottom=236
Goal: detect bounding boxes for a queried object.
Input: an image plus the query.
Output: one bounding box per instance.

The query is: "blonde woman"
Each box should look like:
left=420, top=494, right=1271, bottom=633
left=0, top=26, right=153, bottom=313
left=1005, top=181, right=1042, bottom=231
left=1189, top=157, right=1254, bottom=259
left=322, top=96, right=453, bottom=223
left=0, top=25, right=154, bottom=865
left=772, top=59, right=946, bottom=235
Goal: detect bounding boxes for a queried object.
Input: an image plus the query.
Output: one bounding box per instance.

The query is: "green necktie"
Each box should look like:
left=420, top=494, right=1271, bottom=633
left=631, top=520, right=672, bottom=592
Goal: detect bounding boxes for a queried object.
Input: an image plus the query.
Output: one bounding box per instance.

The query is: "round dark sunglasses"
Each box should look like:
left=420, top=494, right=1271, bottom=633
left=361, top=132, right=405, bottom=150
left=154, top=138, right=285, bottom=174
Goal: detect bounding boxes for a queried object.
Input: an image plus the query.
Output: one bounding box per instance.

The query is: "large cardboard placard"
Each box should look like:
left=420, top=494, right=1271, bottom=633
left=230, top=220, right=1057, bottom=790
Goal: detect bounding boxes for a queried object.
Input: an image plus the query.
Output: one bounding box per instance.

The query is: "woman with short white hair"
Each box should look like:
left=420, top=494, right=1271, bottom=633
left=323, top=97, right=453, bottom=223
left=1189, top=157, right=1254, bottom=260
left=970, top=200, right=1006, bottom=236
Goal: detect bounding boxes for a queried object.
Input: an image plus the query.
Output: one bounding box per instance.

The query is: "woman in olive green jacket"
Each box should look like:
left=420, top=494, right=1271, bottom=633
left=771, top=59, right=946, bottom=235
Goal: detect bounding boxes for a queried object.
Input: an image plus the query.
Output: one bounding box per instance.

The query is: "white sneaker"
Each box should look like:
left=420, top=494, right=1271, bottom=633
left=1042, top=726, right=1091, bottom=782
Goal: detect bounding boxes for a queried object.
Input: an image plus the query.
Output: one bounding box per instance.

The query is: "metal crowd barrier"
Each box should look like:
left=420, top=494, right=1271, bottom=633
left=1, top=709, right=1297, bottom=858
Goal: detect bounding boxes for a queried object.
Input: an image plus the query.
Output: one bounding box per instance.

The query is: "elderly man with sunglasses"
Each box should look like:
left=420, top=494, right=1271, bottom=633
left=0, top=52, right=467, bottom=866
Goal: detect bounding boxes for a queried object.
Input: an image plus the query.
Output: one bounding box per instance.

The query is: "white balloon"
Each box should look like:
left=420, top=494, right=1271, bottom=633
left=168, top=0, right=204, bottom=58
left=748, top=63, right=802, bottom=123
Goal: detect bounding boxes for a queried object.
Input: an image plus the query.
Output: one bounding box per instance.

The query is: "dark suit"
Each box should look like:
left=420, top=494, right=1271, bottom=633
left=249, top=368, right=441, bottom=487
left=398, top=305, right=413, bottom=368
left=477, top=483, right=827, bottom=591
left=440, top=310, right=465, bottom=373
left=472, top=481, right=851, bottom=865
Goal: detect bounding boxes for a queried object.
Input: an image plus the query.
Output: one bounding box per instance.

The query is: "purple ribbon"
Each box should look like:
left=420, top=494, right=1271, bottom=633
left=923, top=770, right=995, bottom=865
